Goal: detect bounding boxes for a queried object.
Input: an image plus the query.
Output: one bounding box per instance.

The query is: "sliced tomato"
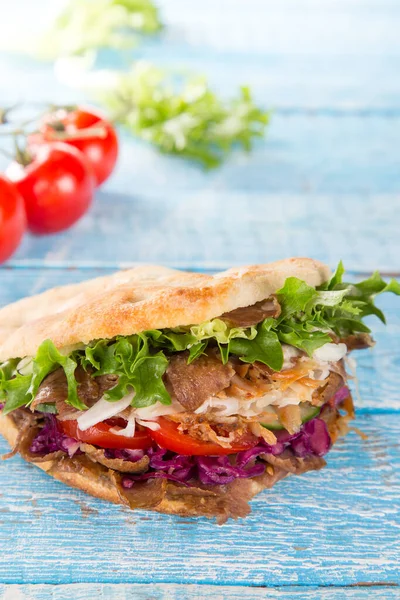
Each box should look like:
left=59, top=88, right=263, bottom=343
left=148, top=417, right=258, bottom=456
left=58, top=419, right=152, bottom=450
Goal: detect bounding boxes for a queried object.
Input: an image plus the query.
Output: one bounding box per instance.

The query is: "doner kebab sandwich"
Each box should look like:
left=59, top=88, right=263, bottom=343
left=0, top=258, right=398, bottom=522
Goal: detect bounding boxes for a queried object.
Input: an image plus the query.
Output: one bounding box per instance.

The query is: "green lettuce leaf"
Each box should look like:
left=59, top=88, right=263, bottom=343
left=277, top=322, right=332, bottom=356
left=187, top=342, right=208, bottom=364
left=30, top=340, right=86, bottom=411
left=2, top=374, right=32, bottom=415
left=190, top=318, right=257, bottom=344
left=230, top=321, right=284, bottom=371
left=129, top=353, right=170, bottom=408
left=83, top=335, right=172, bottom=406
left=145, top=329, right=197, bottom=352
left=276, top=278, right=317, bottom=318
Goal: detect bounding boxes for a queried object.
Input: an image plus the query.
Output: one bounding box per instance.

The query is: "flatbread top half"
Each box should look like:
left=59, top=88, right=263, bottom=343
left=0, top=258, right=331, bottom=361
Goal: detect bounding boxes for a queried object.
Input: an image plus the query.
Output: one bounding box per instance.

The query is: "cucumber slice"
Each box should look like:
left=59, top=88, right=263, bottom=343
left=260, top=403, right=321, bottom=431
left=300, top=403, right=321, bottom=424
left=259, top=407, right=284, bottom=431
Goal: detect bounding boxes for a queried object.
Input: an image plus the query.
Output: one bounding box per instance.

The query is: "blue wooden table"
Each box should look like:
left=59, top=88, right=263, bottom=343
left=0, top=1, right=399, bottom=598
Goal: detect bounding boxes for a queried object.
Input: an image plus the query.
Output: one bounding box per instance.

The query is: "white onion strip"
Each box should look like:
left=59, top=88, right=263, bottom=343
left=137, top=419, right=160, bottom=431
left=109, top=408, right=136, bottom=438
left=77, top=394, right=134, bottom=431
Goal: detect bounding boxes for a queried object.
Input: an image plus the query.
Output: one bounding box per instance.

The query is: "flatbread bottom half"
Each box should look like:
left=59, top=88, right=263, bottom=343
left=0, top=411, right=333, bottom=522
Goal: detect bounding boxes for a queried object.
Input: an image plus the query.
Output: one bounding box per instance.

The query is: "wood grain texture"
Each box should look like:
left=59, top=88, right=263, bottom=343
left=7, top=188, right=400, bottom=271
left=0, top=413, right=398, bottom=586
left=0, top=584, right=399, bottom=600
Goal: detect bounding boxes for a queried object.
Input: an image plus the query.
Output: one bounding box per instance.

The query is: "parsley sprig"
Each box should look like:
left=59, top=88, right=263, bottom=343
left=101, top=62, right=269, bottom=167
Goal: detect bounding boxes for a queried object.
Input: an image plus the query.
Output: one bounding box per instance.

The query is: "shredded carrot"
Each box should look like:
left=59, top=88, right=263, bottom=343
left=299, top=377, right=324, bottom=389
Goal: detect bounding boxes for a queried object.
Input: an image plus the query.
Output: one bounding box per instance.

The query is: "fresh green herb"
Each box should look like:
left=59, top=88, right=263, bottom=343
left=38, top=0, right=162, bottom=60
left=101, top=62, right=269, bottom=168
left=1, top=264, right=398, bottom=415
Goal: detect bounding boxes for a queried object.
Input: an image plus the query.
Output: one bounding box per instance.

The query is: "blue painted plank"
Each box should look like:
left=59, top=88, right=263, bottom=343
left=0, top=413, right=398, bottom=586
left=2, top=116, right=400, bottom=198
left=0, top=583, right=399, bottom=600
left=106, top=116, right=400, bottom=196
left=6, top=187, right=400, bottom=272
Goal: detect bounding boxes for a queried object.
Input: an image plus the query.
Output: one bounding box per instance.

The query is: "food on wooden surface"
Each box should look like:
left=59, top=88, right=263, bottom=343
left=0, top=258, right=398, bottom=522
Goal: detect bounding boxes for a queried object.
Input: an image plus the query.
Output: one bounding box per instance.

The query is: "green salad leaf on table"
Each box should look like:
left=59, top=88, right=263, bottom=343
left=101, top=63, right=269, bottom=167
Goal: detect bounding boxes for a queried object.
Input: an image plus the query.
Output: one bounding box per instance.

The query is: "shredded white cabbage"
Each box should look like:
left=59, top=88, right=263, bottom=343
left=109, top=408, right=136, bottom=438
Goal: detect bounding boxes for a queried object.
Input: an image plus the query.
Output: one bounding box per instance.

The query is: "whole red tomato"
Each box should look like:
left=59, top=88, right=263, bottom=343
left=0, top=175, right=26, bottom=262
left=30, top=107, right=119, bottom=187
left=7, top=142, right=94, bottom=235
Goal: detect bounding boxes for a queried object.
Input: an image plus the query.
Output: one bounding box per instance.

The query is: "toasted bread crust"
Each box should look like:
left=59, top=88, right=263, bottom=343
left=0, top=258, right=330, bottom=360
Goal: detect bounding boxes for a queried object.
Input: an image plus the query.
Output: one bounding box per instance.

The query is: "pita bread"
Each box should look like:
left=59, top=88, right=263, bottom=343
left=0, top=258, right=330, bottom=361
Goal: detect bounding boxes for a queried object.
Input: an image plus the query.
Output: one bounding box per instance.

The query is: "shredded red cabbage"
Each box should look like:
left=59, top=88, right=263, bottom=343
left=104, top=448, right=145, bottom=462
left=196, top=455, right=265, bottom=485
left=121, top=450, right=265, bottom=488
left=29, top=415, right=81, bottom=457
left=29, top=412, right=332, bottom=487
left=290, top=418, right=331, bottom=457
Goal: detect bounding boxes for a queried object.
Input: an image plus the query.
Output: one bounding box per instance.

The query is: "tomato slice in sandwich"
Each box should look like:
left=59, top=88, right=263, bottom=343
left=148, top=417, right=258, bottom=456
left=58, top=418, right=152, bottom=450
